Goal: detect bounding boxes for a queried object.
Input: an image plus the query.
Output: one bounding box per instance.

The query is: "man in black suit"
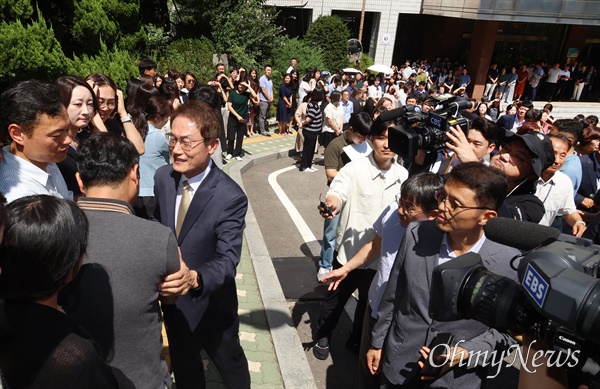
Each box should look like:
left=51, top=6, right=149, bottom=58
left=496, top=100, right=533, bottom=132
left=576, top=150, right=600, bottom=211
left=154, top=100, right=250, bottom=389
left=349, top=88, right=363, bottom=116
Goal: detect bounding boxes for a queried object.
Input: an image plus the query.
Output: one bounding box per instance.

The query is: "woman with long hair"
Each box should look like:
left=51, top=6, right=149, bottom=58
left=246, top=68, right=261, bottom=137
left=473, top=102, right=493, bottom=121
left=55, top=75, right=99, bottom=199
left=514, top=64, right=528, bottom=101
left=488, top=98, right=501, bottom=122
left=0, top=195, right=133, bottom=388
left=276, top=73, right=293, bottom=135
left=125, top=77, right=160, bottom=140
left=289, top=69, right=300, bottom=133
left=136, top=96, right=172, bottom=219
left=294, top=94, right=311, bottom=164
left=299, top=89, right=324, bottom=172
left=576, top=125, right=600, bottom=156
left=84, top=73, right=145, bottom=155
left=443, top=69, right=455, bottom=93
left=158, top=77, right=182, bottom=115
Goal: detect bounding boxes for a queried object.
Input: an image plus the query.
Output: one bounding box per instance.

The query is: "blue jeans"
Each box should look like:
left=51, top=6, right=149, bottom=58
left=319, top=213, right=339, bottom=269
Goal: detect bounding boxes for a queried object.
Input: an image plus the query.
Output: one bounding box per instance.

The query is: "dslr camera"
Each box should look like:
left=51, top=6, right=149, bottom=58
left=388, top=94, right=472, bottom=160
left=429, top=219, right=600, bottom=376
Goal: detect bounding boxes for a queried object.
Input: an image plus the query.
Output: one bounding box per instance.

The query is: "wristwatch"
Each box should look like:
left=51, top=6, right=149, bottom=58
left=120, top=113, right=132, bottom=123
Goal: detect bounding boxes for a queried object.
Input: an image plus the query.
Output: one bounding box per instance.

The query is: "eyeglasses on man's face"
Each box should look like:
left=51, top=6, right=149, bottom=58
left=166, top=133, right=206, bottom=151
left=435, top=191, right=488, bottom=213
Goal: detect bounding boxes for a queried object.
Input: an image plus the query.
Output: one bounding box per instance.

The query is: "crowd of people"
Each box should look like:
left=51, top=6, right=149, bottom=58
left=0, top=53, right=599, bottom=389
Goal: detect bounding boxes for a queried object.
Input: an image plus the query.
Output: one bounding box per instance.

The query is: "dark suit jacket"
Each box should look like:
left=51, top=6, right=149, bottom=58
left=372, top=220, right=519, bottom=387
left=349, top=96, right=361, bottom=117
left=576, top=153, right=600, bottom=208
left=153, top=164, right=248, bottom=331
left=496, top=113, right=517, bottom=132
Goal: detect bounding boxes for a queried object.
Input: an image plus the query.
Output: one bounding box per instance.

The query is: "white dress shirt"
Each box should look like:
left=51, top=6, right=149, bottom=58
left=175, top=160, right=212, bottom=227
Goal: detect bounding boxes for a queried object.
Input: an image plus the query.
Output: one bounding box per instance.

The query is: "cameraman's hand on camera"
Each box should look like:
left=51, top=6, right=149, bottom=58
left=418, top=345, right=468, bottom=380
left=366, top=347, right=383, bottom=375
left=445, top=125, right=479, bottom=163
left=517, top=334, right=569, bottom=389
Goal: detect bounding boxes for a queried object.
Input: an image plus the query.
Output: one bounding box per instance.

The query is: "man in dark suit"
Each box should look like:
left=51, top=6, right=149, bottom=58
left=367, top=163, right=520, bottom=388
left=576, top=150, right=600, bottom=211
left=154, top=100, right=250, bottom=389
left=349, top=88, right=363, bottom=117
left=496, top=100, right=532, bottom=132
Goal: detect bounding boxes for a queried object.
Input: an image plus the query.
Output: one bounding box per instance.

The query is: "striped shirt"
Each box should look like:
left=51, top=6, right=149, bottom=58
left=305, top=102, right=323, bottom=132
left=0, top=146, right=71, bottom=203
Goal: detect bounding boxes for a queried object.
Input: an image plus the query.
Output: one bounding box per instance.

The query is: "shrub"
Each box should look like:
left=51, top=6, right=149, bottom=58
left=304, top=16, right=350, bottom=72
left=273, top=37, right=326, bottom=76
left=209, top=0, right=283, bottom=69
left=68, top=41, right=138, bottom=91
left=158, top=37, right=215, bottom=83
left=0, top=10, right=67, bottom=81
left=358, top=53, right=374, bottom=73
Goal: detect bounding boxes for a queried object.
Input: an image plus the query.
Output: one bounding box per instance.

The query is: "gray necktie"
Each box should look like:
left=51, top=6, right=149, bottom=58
left=176, top=180, right=191, bottom=237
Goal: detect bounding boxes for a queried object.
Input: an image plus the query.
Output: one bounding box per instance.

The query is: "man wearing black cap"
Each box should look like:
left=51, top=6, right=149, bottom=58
left=490, top=131, right=555, bottom=223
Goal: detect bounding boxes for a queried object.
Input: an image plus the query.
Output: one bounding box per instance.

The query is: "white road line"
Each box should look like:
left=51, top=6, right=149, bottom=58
left=268, top=164, right=357, bottom=316
left=268, top=165, right=318, bottom=245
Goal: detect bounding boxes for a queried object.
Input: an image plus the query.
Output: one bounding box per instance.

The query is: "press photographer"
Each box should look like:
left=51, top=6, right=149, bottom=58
left=429, top=217, right=600, bottom=387
left=367, top=162, right=521, bottom=388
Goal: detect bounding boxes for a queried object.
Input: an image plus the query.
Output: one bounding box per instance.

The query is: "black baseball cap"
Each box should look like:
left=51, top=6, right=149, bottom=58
left=503, top=130, right=555, bottom=177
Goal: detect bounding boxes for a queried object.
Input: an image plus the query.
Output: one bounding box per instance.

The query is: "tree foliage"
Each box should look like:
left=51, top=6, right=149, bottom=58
left=358, top=53, right=374, bottom=73
left=0, top=0, right=33, bottom=20
left=0, top=9, right=67, bottom=80
left=68, top=41, right=138, bottom=91
left=273, top=37, right=325, bottom=76
left=209, top=0, right=283, bottom=68
left=304, top=16, right=350, bottom=72
left=158, top=38, right=215, bottom=83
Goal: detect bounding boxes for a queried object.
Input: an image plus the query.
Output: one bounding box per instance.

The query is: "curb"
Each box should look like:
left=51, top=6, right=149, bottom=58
left=229, top=149, right=317, bottom=389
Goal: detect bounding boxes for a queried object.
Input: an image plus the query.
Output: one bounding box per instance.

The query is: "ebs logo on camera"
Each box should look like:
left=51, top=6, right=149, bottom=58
left=523, top=264, right=549, bottom=308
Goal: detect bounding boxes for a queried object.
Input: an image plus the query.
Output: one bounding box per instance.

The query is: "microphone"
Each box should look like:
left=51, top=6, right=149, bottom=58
left=375, top=107, right=407, bottom=123
left=484, top=217, right=561, bottom=251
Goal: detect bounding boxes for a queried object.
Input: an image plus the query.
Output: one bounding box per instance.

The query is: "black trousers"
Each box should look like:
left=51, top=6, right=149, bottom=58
left=301, top=130, right=319, bottom=170
left=227, top=114, right=246, bottom=157
left=162, top=303, right=250, bottom=389
left=317, top=257, right=376, bottom=343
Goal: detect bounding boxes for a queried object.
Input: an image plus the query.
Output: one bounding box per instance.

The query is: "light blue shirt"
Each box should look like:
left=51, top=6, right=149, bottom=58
left=0, top=145, right=71, bottom=202
left=259, top=75, right=273, bottom=102
left=140, top=124, right=169, bottom=197
left=368, top=202, right=405, bottom=318
left=341, top=100, right=353, bottom=123
left=559, top=153, right=582, bottom=195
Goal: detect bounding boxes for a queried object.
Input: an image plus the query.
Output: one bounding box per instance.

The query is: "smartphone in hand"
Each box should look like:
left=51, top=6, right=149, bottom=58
left=420, top=333, right=454, bottom=377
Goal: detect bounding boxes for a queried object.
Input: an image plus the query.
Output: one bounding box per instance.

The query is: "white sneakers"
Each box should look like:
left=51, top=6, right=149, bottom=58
left=225, top=154, right=233, bottom=160
left=317, top=267, right=332, bottom=282
left=236, top=156, right=242, bottom=161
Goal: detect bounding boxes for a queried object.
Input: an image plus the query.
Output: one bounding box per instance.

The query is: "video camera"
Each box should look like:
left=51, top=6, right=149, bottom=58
left=429, top=217, right=600, bottom=376
left=387, top=94, right=473, bottom=160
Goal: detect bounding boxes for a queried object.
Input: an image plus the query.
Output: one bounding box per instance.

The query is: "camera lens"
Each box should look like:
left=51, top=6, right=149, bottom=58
left=461, top=268, right=523, bottom=330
